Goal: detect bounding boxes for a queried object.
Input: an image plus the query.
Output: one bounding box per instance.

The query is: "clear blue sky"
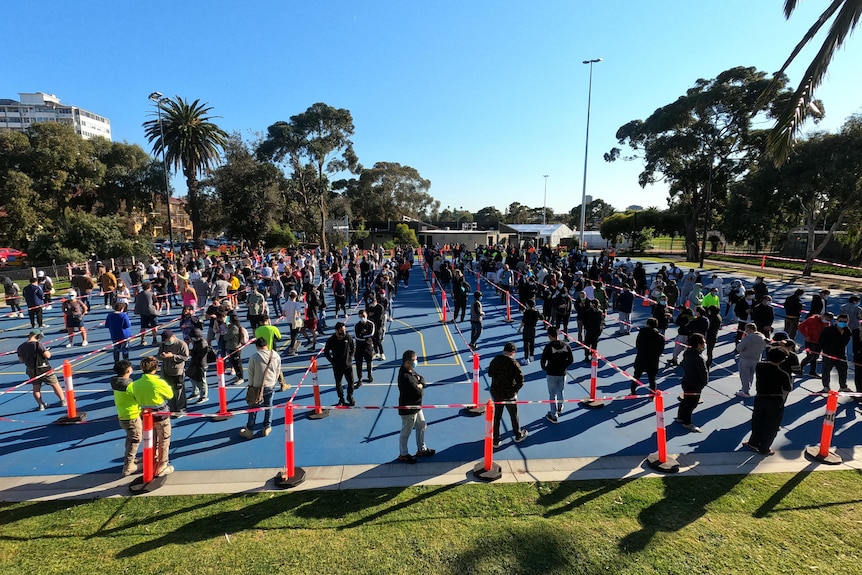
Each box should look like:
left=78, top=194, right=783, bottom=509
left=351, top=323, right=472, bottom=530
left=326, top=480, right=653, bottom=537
left=2, top=1, right=860, bottom=217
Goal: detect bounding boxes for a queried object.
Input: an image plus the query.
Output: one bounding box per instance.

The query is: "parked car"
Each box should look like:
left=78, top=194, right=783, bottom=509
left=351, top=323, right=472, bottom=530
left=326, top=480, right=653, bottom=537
left=0, top=247, right=27, bottom=267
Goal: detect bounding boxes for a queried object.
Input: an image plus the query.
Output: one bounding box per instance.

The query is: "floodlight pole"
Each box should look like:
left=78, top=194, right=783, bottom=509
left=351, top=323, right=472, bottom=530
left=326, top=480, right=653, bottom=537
left=579, top=58, right=602, bottom=249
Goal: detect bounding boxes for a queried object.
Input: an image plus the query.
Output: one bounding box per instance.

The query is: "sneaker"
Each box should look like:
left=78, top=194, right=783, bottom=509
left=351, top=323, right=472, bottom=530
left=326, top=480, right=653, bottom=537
left=682, top=423, right=702, bottom=433
left=514, top=429, right=529, bottom=443
left=735, top=391, right=751, bottom=398
left=493, top=440, right=502, bottom=448
left=336, top=399, right=346, bottom=407
left=122, top=464, right=138, bottom=477
left=367, top=375, right=374, bottom=383
left=416, top=448, right=436, bottom=457
left=353, top=381, right=363, bottom=390
left=347, top=398, right=356, bottom=406
left=188, top=392, right=199, bottom=399
left=65, top=343, right=73, bottom=348
left=195, top=396, right=207, bottom=404
left=37, top=403, right=47, bottom=411
left=821, top=387, right=831, bottom=393
left=239, top=428, right=254, bottom=440
left=397, top=454, right=418, bottom=464
left=372, top=353, right=380, bottom=360
left=234, top=378, right=245, bottom=386
left=546, top=413, right=559, bottom=424
left=839, top=387, right=852, bottom=393
left=155, top=464, right=174, bottom=476
left=262, top=427, right=271, bottom=437
left=380, top=354, right=386, bottom=361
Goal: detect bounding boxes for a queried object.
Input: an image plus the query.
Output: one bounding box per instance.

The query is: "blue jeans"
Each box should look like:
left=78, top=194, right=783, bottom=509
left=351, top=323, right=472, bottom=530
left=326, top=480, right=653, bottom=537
left=547, top=374, right=566, bottom=415
left=246, top=388, right=274, bottom=432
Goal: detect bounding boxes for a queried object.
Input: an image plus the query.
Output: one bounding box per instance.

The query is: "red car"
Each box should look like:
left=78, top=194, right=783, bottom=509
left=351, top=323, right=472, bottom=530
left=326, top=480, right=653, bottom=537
left=0, top=247, right=27, bottom=267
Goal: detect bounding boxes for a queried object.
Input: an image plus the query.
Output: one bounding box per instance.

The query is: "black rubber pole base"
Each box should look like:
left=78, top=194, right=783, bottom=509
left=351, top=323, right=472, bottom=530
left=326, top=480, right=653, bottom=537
left=128, top=475, right=167, bottom=494
left=274, top=467, right=307, bottom=488
left=805, top=446, right=842, bottom=465
left=54, top=412, right=87, bottom=425
left=472, top=461, right=502, bottom=481
left=646, top=452, right=680, bottom=473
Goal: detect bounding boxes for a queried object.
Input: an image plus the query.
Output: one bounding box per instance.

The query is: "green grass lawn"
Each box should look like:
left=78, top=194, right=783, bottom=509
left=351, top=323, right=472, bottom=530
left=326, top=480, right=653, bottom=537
left=2, top=471, right=861, bottom=574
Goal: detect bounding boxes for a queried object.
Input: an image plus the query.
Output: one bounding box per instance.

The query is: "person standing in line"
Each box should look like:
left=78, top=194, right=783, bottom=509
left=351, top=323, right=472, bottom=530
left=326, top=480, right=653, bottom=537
left=396, top=349, right=435, bottom=463
left=819, top=313, right=853, bottom=393
left=810, top=289, right=830, bottom=316
left=452, top=270, right=471, bottom=323
left=540, top=327, right=573, bottom=423
left=705, top=305, right=722, bottom=367
left=799, top=312, right=831, bottom=377
left=736, top=323, right=767, bottom=398
left=615, top=285, right=634, bottom=336
left=158, top=330, right=189, bottom=416
left=17, top=329, right=65, bottom=411
left=134, top=281, right=159, bottom=346
left=354, top=309, right=376, bottom=383
left=632, top=317, right=665, bottom=397
left=224, top=311, right=247, bottom=385
left=580, top=299, right=604, bottom=362
left=22, top=276, right=46, bottom=329
left=36, top=270, right=55, bottom=310
left=488, top=342, right=528, bottom=447
left=111, top=359, right=141, bottom=476
left=469, top=291, right=484, bottom=351
left=840, top=295, right=861, bottom=363
left=129, top=356, right=174, bottom=476
left=186, top=328, right=211, bottom=403
left=254, top=315, right=286, bottom=391
left=518, top=299, right=543, bottom=363
left=324, top=322, right=357, bottom=406
left=240, top=337, right=281, bottom=439
left=105, top=303, right=132, bottom=363
left=744, top=347, right=793, bottom=456
left=245, top=283, right=268, bottom=332
left=62, top=291, right=89, bottom=347
left=2, top=276, right=23, bottom=318
left=783, top=288, right=805, bottom=340
left=734, top=290, right=756, bottom=343
left=367, top=295, right=386, bottom=360
left=675, top=333, right=708, bottom=433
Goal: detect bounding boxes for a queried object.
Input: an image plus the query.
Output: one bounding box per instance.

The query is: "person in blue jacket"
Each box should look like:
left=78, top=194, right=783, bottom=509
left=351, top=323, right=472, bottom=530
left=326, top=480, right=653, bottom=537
left=105, top=302, right=133, bottom=363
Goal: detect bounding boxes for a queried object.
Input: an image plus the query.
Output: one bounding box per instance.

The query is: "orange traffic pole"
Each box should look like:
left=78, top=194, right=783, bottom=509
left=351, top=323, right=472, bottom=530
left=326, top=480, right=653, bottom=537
left=275, top=403, right=307, bottom=487
left=580, top=351, right=605, bottom=409
left=806, top=390, right=842, bottom=464
left=646, top=391, right=680, bottom=472
left=472, top=399, right=501, bottom=480
left=211, top=356, right=233, bottom=421
left=309, top=357, right=330, bottom=419
left=55, top=360, right=86, bottom=424
left=142, top=409, right=154, bottom=482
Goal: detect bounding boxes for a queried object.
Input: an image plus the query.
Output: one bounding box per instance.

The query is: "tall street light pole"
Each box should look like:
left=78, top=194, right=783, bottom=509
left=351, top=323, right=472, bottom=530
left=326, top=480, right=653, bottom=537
left=579, top=58, right=602, bottom=250
left=542, top=175, right=549, bottom=225
left=148, top=91, right=174, bottom=253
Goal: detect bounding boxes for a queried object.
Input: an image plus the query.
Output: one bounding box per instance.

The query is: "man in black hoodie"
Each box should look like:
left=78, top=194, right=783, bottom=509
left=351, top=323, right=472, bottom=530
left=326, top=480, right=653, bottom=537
left=488, top=342, right=528, bottom=446
left=540, top=326, right=573, bottom=423
left=324, top=322, right=357, bottom=406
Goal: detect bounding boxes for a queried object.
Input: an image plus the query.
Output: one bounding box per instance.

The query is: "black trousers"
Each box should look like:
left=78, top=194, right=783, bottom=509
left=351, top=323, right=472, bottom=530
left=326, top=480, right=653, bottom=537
left=333, top=367, right=355, bottom=401
left=749, top=397, right=784, bottom=452
left=676, top=388, right=701, bottom=425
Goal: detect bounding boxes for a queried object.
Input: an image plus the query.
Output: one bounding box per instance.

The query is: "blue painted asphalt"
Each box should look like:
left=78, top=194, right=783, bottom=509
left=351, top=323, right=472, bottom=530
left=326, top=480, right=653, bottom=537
left=1, top=261, right=860, bottom=478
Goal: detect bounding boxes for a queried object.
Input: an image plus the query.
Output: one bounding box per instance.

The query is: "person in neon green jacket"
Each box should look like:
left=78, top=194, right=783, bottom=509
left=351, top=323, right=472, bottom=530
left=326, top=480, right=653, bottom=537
left=111, top=360, right=140, bottom=477
left=129, top=356, right=175, bottom=476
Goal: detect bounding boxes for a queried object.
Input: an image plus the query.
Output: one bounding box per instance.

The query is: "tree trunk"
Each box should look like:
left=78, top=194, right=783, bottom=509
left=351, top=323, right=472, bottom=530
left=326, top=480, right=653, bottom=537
left=683, top=211, right=700, bottom=262
left=319, top=193, right=327, bottom=252
left=185, top=168, right=202, bottom=247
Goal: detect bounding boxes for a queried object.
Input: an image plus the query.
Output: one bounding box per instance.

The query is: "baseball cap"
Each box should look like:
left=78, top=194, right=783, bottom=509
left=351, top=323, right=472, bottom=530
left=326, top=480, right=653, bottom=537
left=37, top=271, right=45, bottom=278
left=29, top=329, right=43, bottom=338
left=161, top=330, right=174, bottom=340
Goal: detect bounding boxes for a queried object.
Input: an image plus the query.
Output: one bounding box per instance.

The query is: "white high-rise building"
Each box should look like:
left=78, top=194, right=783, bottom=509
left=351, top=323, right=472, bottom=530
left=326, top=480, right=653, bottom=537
left=0, top=92, right=111, bottom=141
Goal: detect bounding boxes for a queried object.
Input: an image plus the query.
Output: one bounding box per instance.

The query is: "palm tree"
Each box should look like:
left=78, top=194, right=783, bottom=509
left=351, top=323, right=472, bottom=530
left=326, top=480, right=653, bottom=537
left=768, top=0, right=862, bottom=165
left=143, top=96, right=227, bottom=245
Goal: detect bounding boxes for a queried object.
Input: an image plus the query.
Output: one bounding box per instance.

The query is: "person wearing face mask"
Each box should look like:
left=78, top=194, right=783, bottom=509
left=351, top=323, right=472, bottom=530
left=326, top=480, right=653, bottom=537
left=354, top=309, right=375, bottom=384
left=651, top=295, right=672, bottom=334
left=675, top=333, right=709, bottom=432
left=752, top=295, right=775, bottom=337
left=819, top=313, right=853, bottom=394
left=752, top=276, right=769, bottom=304
left=396, top=349, right=435, bottom=463
left=734, top=289, right=756, bottom=343
left=799, top=312, right=831, bottom=377
left=324, top=322, right=356, bottom=406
